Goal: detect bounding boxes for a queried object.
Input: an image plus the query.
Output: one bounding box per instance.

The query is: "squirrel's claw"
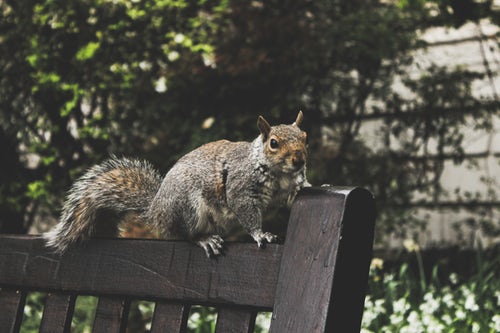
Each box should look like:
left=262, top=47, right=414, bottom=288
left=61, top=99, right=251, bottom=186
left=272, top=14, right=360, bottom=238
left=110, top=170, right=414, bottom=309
left=252, top=231, right=278, bottom=248
left=197, top=235, right=224, bottom=258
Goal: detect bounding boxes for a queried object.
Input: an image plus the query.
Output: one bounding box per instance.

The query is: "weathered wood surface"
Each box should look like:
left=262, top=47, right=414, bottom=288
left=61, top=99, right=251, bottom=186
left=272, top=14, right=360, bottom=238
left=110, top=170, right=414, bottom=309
left=0, top=186, right=376, bottom=333
left=93, top=296, right=130, bottom=333
left=269, top=187, right=375, bottom=333
left=149, top=301, right=190, bottom=333
left=215, top=307, right=257, bottom=333
left=39, top=292, right=76, bottom=333
left=0, top=289, right=26, bottom=333
left=0, top=236, right=282, bottom=308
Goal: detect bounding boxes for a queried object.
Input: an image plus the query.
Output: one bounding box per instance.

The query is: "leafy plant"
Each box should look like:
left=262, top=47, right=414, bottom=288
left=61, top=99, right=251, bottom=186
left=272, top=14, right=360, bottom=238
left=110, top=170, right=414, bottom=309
left=1, top=0, right=498, bottom=247
left=363, top=243, right=500, bottom=332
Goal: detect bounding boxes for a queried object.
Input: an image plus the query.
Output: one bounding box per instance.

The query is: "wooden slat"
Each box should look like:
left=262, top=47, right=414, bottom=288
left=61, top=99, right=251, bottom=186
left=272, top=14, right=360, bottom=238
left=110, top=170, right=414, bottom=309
left=269, top=187, right=375, bottom=333
left=215, top=307, right=256, bottom=333
left=0, top=288, right=26, bottom=333
left=39, top=292, right=76, bottom=333
left=0, top=186, right=375, bottom=333
left=0, top=236, right=282, bottom=308
left=93, top=296, right=130, bottom=333
left=150, top=301, right=190, bottom=333
left=325, top=187, right=376, bottom=332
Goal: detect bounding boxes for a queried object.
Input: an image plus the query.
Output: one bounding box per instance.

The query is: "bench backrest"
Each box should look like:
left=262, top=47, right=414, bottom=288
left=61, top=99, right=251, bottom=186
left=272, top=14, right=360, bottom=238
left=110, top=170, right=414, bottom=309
left=0, top=186, right=375, bottom=333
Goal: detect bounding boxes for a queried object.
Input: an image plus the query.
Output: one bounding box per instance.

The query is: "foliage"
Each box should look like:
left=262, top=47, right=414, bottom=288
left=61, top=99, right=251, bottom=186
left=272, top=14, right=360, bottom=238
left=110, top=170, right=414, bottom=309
left=187, top=306, right=217, bottom=333
left=0, top=0, right=230, bottom=232
left=21, top=292, right=45, bottom=332
left=72, top=296, right=98, bottom=332
left=21, top=293, right=97, bottom=332
left=18, top=295, right=270, bottom=332
left=363, top=244, right=500, bottom=333
left=0, top=0, right=498, bottom=240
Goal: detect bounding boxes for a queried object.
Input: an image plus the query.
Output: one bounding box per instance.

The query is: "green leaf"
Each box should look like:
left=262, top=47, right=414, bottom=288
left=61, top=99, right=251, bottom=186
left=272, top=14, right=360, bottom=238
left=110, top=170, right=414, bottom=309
left=26, top=54, right=38, bottom=67
left=127, top=8, right=146, bottom=20
left=26, top=180, right=48, bottom=200
left=76, top=41, right=100, bottom=61
left=60, top=83, right=82, bottom=117
left=41, top=156, right=56, bottom=166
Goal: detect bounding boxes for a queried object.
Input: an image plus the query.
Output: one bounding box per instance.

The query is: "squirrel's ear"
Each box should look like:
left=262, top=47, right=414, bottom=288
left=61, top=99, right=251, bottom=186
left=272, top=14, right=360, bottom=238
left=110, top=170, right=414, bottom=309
left=293, top=111, right=303, bottom=127
left=257, top=116, right=271, bottom=140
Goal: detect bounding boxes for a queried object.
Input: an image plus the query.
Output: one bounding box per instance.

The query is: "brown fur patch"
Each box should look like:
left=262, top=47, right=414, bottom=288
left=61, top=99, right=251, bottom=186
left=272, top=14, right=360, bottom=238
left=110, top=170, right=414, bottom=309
left=215, top=179, right=225, bottom=199
left=119, top=214, right=157, bottom=239
left=73, top=196, right=91, bottom=232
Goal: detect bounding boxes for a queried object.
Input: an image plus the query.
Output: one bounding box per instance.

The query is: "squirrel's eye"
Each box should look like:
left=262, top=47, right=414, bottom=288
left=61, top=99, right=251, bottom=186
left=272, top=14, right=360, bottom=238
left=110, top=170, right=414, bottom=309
left=270, top=138, right=279, bottom=149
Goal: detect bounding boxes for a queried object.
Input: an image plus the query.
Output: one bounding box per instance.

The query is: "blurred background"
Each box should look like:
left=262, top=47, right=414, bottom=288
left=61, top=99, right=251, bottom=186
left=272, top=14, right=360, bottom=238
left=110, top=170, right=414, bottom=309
left=1, top=0, right=499, bottom=332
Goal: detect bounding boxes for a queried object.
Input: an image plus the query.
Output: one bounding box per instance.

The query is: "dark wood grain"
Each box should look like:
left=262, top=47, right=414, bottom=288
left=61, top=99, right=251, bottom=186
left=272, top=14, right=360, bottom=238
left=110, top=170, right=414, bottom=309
left=93, top=296, right=130, bottom=333
left=0, top=288, right=26, bottom=333
left=39, top=292, right=76, bottom=333
left=150, top=301, right=190, bottom=333
left=215, top=307, right=256, bottom=333
left=0, top=236, right=282, bottom=308
left=0, top=186, right=376, bottom=333
left=326, top=187, right=376, bottom=332
left=269, top=187, right=375, bottom=333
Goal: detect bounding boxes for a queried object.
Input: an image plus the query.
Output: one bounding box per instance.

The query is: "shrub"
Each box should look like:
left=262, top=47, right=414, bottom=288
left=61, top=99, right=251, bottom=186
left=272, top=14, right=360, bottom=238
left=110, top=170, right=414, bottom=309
left=362, top=244, right=500, bottom=333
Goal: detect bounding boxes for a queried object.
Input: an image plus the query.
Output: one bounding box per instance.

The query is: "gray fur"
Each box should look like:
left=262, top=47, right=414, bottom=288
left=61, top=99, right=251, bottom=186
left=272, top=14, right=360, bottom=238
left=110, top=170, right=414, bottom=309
left=44, top=113, right=310, bottom=257
left=44, top=156, right=162, bottom=253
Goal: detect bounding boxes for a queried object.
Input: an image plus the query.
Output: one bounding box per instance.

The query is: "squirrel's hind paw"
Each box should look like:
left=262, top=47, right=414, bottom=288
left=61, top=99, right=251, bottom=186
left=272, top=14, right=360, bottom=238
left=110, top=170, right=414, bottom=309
left=197, top=235, right=224, bottom=258
left=251, top=231, right=278, bottom=248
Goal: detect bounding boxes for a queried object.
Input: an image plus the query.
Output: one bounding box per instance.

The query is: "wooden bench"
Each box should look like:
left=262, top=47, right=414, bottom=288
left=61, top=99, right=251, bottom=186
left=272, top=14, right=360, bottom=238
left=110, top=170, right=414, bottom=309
left=0, top=186, right=375, bottom=333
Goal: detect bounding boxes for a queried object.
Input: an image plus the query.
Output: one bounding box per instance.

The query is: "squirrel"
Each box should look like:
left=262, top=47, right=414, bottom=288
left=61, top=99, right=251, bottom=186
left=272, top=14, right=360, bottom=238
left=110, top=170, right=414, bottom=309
left=44, top=111, right=310, bottom=257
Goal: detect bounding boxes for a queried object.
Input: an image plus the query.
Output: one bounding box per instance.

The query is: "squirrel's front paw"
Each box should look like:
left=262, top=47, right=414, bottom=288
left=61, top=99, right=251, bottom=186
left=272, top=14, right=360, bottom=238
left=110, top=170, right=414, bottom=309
left=251, top=231, right=278, bottom=248
left=197, top=235, right=224, bottom=258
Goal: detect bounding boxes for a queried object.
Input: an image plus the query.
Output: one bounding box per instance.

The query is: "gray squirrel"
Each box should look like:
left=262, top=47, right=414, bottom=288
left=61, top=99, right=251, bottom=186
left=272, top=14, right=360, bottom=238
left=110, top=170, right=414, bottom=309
left=44, top=112, right=310, bottom=257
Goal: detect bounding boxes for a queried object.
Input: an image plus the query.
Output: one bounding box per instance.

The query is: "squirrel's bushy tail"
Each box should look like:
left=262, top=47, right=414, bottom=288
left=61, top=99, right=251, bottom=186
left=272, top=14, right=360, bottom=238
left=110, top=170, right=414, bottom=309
left=44, top=156, right=162, bottom=253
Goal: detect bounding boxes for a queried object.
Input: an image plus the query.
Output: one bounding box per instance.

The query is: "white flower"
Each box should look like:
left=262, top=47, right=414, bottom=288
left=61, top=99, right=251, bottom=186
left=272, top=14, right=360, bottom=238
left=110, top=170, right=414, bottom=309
left=384, top=273, right=394, bottom=283
left=374, top=299, right=386, bottom=314
left=442, top=293, right=454, bottom=307
left=255, top=312, right=272, bottom=329
left=393, top=298, right=410, bottom=314
left=420, top=292, right=440, bottom=314
left=154, top=77, right=167, bottom=93
left=187, top=312, right=200, bottom=329
left=139, top=61, right=152, bottom=71
left=174, top=33, right=185, bottom=44
left=401, top=311, right=424, bottom=333
left=471, top=322, right=480, bottom=333
left=362, top=310, right=376, bottom=327
left=202, top=53, right=216, bottom=68
left=491, top=314, right=500, bottom=331
left=442, top=314, right=452, bottom=325
left=167, top=51, right=180, bottom=62
left=464, top=294, right=479, bottom=312
left=422, top=315, right=444, bottom=333
left=456, top=309, right=466, bottom=320
left=363, top=297, right=385, bottom=327
left=407, top=310, right=420, bottom=323
left=205, top=312, right=217, bottom=322
left=390, top=313, right=404, bottom=325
